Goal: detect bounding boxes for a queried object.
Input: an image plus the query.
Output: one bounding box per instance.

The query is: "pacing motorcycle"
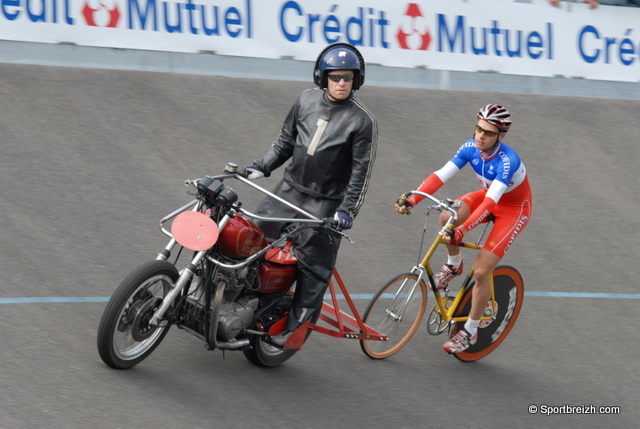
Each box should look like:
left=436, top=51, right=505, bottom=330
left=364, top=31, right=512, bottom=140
left=97, top=162, right=360, bottom=368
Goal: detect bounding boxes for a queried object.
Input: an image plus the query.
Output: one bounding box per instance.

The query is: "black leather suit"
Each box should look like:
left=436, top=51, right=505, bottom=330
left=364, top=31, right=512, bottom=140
left=255, top=88, right=377, bottom=332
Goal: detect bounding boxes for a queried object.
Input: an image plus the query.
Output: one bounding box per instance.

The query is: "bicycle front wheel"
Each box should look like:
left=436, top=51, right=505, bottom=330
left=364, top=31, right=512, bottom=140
left=360, top=273, right=428, bottom=359
left=451, top=265, right=524, bottom=362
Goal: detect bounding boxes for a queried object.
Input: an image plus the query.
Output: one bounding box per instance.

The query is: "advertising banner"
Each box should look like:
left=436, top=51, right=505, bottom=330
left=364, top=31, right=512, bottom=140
left=0, top=0, right=638, bottom=82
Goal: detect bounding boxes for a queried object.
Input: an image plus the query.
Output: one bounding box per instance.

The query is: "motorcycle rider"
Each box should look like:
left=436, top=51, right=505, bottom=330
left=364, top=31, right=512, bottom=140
left=245, top=42, right=378, bottom=348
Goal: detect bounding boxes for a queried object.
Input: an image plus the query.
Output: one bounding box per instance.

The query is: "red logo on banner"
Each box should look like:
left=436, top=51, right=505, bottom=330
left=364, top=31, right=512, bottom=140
left=82, top=1, right=121, bottom=28
left=396, top=3, right=431, bottom=50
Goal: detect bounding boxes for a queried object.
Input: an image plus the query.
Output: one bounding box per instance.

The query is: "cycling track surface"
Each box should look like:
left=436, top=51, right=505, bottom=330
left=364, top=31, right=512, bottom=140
left=0, top=62, right=638, bottom=428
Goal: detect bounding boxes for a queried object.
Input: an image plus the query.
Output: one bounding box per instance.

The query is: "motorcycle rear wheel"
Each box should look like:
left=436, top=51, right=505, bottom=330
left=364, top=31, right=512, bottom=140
left=97, top=260, right=178, bottom=369
left=243, top=285, right=318, bottom=367
left=243, top=336, right=298, bottom=368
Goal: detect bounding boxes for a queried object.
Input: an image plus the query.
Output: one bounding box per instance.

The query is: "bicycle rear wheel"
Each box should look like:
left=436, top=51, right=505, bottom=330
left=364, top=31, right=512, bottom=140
left=450, top=265, right=524, bottom=362
left=360, top=273, right=428, bottom=359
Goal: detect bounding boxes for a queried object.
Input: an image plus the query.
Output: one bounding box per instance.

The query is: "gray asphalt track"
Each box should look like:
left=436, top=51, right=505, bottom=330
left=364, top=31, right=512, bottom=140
left=0, top=62, right=638, bottom=428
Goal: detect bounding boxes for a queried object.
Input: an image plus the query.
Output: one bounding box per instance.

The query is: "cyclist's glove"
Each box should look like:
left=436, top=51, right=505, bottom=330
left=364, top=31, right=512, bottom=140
left=396, top=197, right=413, bottom=208
left=396, top=194, right=414, bottom=215
left=449, top=227, right=464, bottom=246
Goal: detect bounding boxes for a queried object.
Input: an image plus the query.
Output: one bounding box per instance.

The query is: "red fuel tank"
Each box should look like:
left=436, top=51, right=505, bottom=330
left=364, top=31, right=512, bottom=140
left=218, top=216, right=268, bottom=259
left=256, top=242, right=298, bottom=293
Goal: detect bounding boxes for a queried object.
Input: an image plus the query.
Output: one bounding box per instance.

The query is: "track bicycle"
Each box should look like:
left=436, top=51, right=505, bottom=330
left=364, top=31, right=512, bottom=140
left=359, top=191, right=524, bottom=362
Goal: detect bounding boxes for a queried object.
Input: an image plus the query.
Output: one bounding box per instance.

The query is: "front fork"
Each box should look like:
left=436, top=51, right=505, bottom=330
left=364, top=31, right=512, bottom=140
left=149, top=250, right=208, bottom=327
left=149, top=209, right=232, bottom=327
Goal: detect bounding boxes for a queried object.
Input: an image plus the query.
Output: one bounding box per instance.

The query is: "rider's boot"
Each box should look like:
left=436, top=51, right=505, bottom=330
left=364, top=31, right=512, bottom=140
left=270, top=330, right=292, bottom=348
left=270, top=319, right=311, bottom=349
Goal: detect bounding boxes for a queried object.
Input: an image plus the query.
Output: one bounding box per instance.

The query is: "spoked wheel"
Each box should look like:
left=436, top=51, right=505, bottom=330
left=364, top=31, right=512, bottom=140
left=360, top=273, right=428, bottom=359
left=450, top=265, right=524, bottom=362
left=97, top=260, right=178, bottom=369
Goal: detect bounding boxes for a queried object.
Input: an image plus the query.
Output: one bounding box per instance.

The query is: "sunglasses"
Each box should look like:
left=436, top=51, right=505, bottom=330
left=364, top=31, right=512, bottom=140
left=475, top=125, right=501, bottom=137
left=328, top=73, right=355, bottom=83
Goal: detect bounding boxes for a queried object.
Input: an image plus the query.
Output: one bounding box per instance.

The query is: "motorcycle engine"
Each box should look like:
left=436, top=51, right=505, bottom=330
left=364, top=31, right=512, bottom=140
left=216, top=295, right=259, bottom=340
left=181, top=260, right=261, bottom=340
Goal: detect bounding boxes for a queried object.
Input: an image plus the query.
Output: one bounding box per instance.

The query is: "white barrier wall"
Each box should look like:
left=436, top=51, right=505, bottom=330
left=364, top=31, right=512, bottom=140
left=1, top=0, right=638, bottom=82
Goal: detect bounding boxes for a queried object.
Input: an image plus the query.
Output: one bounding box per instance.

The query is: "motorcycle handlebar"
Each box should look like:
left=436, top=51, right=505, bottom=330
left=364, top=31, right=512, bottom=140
left=182, top=165, right=353, bottom=243
left=320, top=217, right=339, bottom=229
left=234, top=167, right=251, bottom=179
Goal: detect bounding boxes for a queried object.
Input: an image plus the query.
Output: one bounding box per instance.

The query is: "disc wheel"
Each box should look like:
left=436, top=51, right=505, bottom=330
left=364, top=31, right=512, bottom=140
left=97, top=260, right=178, bottom=369
left=360, top=272, right=428, bottom=359
left=450, top=266, right=524, bottom=362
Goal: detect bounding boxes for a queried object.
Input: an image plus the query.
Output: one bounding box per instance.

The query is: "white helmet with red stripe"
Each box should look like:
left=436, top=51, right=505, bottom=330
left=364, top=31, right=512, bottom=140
left=477, top=104, right=511, bottom=132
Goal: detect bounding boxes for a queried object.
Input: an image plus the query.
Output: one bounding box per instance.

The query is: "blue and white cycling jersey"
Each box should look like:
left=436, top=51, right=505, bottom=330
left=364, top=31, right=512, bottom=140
left=435, top=139, right=528, bottom=204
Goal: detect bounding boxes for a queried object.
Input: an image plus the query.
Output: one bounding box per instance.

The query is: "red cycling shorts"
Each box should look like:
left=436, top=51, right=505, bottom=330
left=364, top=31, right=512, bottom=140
left=459, top=189, right=532, bottom=259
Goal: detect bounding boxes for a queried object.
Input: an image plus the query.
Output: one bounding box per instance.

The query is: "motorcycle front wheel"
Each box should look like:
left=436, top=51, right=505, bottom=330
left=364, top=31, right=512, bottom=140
left=97, top=260, right=178, bottom=369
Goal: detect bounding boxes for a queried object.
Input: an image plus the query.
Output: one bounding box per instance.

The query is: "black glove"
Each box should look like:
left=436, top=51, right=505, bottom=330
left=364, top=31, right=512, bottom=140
left=396, top=197, right=413, bottom=209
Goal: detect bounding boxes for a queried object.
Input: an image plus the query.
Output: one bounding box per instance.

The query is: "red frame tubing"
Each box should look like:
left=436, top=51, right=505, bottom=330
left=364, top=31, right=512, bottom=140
left=311, top=269, right=387, bottom=341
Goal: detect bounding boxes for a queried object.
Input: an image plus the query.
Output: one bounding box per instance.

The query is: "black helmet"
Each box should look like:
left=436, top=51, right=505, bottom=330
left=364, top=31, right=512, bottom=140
left=313, top=43, right=366, bottom=90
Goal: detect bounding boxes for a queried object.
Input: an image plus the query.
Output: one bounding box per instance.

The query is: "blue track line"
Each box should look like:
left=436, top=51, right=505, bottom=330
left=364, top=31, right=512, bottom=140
left=1, top=292, right=640, bottom=304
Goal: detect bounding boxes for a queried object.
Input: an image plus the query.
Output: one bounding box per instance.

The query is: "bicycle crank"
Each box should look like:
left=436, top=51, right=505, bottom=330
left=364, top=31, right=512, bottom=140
left=426, top=296, right=454, bottom=335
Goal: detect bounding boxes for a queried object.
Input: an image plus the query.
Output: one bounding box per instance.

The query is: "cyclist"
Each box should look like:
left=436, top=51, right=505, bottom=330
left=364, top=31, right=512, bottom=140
left=394, top=104, right=532, bottom=354
left=246, top=43, right=378, bottom=348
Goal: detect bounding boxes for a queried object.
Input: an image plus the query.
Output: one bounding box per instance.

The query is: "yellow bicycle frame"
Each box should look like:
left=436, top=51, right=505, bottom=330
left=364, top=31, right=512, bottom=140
left=405, top=195, right=498, bottom=327
left=422, top=240, right=497, bottom=325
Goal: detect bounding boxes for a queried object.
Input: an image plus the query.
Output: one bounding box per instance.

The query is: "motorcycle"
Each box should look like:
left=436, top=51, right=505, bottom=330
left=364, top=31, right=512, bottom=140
left=96, top=162, right=353, bottom=368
